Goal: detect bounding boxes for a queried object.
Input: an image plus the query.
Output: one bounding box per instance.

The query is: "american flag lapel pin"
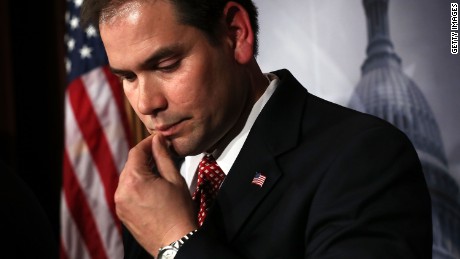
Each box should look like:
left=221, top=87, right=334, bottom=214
left=251, top=172, right=267, bottom=187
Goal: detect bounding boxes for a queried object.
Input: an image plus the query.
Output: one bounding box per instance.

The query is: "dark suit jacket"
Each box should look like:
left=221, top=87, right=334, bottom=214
left=124, top=69, right=432, bottom=258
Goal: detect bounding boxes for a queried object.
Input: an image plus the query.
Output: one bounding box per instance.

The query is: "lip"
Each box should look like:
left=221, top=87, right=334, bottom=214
left=154, top=119, right=186, bottom=136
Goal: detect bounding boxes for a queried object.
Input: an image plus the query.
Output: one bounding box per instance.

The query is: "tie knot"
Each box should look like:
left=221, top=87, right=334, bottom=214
left=198, top=154, right=225, bottom=180
left=197, top=154, right=225, bottom=189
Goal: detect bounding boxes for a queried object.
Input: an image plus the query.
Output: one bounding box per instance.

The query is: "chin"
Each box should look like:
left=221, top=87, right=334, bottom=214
left=168, top=138, right=201, bottom=158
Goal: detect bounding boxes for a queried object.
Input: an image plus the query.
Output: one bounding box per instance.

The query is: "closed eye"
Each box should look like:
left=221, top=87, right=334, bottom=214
left=119, top=72, right=137, bottom=82
left=157, top=58, right=181, bottom=72
left=110, top=67, right=137, bottom=83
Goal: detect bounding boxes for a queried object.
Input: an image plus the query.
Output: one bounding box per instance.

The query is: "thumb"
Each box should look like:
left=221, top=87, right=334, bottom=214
left=151, top=134, right=183, bottom=184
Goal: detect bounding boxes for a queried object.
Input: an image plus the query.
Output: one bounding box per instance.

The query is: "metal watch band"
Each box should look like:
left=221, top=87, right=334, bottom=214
left=157, top=229, right=197, bottom=259
left=172, top=229, right=197, bottom=249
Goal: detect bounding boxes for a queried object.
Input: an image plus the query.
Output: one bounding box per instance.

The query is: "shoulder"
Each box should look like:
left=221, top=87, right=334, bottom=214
left=272, top=69, right=410, bottom=147
left=260, top=69, right=415, bottom=162
left=307, top=92, right=412, bottom=147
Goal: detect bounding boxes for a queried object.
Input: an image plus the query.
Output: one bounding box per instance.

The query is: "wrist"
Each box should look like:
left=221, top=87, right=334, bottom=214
left=159, top=221, right=198, bottom=247
left=157, top=229, right=197, bottom=259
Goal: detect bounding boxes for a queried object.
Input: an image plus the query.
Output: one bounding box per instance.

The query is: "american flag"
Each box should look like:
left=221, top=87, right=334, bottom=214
left=251, top=172, right=267, bottom=187
left=60, top=0, right=132, bottom=258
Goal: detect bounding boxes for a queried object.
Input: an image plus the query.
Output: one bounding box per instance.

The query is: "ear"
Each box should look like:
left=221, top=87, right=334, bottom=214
left=223, top=1, right=255, bottom=64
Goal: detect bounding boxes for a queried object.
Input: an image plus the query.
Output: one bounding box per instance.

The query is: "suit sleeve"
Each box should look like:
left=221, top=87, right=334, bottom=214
left=304, top=126, right=432, bottom=258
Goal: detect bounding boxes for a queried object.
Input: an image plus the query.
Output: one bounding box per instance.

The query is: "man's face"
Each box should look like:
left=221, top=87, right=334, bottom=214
left=100, top=0, right=249, bottom=156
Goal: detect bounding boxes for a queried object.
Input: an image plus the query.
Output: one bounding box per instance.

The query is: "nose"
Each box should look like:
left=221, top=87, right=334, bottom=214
left=137, top=75, right=167, bottom=116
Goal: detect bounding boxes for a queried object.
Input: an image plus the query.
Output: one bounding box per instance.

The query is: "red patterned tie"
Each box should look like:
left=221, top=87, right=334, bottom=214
left=192, top=154, right=226, bottom=226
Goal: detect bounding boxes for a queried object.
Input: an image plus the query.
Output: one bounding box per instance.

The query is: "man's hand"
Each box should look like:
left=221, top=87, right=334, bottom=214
left=115, top=134, right=198, bottom=257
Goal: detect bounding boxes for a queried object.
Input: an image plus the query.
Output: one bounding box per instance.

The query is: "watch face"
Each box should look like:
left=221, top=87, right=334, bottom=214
left=159, top=248, right=177, bottom=259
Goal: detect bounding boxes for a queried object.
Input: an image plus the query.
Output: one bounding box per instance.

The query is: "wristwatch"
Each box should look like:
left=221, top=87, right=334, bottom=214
left=157, top=230, right=197, bottom=259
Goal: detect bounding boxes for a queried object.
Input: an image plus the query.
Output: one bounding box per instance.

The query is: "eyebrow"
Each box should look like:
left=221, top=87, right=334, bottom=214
left=110, top=44, right=182, bottom=75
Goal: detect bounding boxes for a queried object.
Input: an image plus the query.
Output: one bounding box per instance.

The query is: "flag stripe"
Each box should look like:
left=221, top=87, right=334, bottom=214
left=60, top=190, right=92, bottom=259
left=81, top=67, right=130, bottom=173
left=64, top=93, right=123, bottom=259
left=67, top=78, right=121, bottom=232
left=59, top=237, right=71, bottom=259
left=63, top=151, right=109, bottom=259
left=102, top=66, right=133, bottom=147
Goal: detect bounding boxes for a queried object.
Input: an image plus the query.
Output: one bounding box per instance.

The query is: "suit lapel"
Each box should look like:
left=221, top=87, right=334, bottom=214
left=205, top=70, right=309, bottom=242
left=213, top=133, right=282, bottom=242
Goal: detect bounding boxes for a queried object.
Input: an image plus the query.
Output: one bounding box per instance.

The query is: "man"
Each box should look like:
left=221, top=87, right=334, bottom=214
left=82, top=0, right=432, bottom=258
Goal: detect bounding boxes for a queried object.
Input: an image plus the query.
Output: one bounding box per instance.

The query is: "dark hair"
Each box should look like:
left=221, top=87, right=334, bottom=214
left=81, top=0, right=259, bottom=55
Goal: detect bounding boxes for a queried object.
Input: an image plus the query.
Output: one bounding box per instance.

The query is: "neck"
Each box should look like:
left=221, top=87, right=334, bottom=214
left=208, top=59, right=269, bottom=157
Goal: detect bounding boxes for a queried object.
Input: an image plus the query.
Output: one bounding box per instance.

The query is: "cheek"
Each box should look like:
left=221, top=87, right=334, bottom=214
left=166, top=71, right=207, bottom=108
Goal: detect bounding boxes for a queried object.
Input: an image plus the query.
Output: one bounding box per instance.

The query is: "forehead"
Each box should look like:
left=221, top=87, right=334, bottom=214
left=100, top=0, right=173, bottom=26
left=99, top=0, right=199, bottom=70
left=99, top=0, right=180, bottom=49
left=100, top=1, right=143, bottom=25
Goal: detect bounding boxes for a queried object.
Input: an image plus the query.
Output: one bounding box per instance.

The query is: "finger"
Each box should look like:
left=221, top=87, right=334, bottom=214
left=127, top=134, right=155, bottom=171
left=151, top=134, right=182, bottom=183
